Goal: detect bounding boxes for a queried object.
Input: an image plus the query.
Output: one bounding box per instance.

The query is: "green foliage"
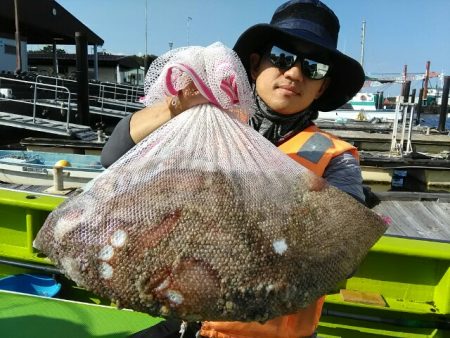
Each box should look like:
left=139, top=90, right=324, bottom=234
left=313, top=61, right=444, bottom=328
left=28, top=45, right=66, bottom=54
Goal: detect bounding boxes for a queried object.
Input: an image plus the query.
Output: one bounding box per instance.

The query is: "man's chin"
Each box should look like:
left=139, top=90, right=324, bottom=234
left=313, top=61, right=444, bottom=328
left=275, top=106, right=309, bottom=115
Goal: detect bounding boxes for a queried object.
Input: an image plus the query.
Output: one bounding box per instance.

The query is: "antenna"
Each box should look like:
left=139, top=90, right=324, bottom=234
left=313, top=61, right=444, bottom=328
left=360, top=19, right=366, bottom=67
left=187, top=17, right=192, bottom=46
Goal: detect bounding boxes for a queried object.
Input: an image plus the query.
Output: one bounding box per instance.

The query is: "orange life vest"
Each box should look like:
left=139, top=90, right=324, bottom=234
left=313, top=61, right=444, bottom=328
left=278, top=124, right=359, bottom=177
left=200, top=125, right=359, bottom=338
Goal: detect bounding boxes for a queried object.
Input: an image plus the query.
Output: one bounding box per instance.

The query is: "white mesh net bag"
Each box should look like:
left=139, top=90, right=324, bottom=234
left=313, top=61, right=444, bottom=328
left=35, top=42, right=387, bottom=322
left=143, top=42, right=254, bottom=122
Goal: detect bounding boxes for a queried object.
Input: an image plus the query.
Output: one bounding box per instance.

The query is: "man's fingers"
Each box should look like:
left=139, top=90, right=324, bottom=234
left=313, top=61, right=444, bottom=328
left=181, top=83, right=200, bottom=98
left=167, top=83, right=209, bottom=117
left=179, top=83, right=208, bottom=109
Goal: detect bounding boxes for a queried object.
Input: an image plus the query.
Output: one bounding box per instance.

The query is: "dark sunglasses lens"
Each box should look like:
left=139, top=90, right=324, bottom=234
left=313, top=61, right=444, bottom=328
left=268, top=46, right=330, bottom=80
left=269, top=46, right=297, bottom=69
left=302, top=58, right=330, bottom=80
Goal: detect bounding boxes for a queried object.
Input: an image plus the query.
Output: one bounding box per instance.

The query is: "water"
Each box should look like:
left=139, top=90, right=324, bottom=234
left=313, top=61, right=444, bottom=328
left=419, top=114, right=450, bottom=130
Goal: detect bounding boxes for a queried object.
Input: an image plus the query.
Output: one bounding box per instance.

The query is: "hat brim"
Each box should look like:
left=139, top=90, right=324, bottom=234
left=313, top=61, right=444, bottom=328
left=233, top=24, right=365, bottom=112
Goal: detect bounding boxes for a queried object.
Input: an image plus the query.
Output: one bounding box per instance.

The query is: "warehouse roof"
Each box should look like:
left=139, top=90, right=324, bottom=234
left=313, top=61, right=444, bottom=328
left=0, top=0, right=103, bottom=45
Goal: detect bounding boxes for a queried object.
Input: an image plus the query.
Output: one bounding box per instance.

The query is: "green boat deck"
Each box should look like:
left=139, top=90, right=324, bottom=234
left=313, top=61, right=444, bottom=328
left=1, top=187, right=449, bottom=337
left=0, top=290, right=444, bottom=338
left=0, top=290, right=162, bottom=338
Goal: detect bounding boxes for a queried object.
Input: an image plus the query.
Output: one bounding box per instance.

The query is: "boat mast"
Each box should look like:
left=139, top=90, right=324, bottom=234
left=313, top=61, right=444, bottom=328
left=423, top=61, right=430, bottom=101
left=360, top=19, right=366, bottom=67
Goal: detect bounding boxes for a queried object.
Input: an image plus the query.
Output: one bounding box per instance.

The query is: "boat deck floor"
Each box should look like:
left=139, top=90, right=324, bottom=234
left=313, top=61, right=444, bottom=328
left=374, top=192, right=450, bottom=242
left=359, top=151, right=450, bottom=168
left=316, top=119, right=395, bottom=132
left=0, top=182, right=82, bottom=198
left=326, top=128, right=450, bottom=145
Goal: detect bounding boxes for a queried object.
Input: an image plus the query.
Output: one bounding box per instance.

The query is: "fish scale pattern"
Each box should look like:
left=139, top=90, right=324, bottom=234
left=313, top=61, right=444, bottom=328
left=34, top=43, right=387, bottom=322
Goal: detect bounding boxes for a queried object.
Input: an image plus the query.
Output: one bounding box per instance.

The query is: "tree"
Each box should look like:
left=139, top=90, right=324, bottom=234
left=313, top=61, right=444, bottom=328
left=28, top=45, right=66, bottom=54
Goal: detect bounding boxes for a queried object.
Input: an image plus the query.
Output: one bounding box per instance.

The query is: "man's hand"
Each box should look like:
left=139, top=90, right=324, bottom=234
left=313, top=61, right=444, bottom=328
left=130, top=82, right=207, bottom=144
left=167, top=82, right=208, bottom=117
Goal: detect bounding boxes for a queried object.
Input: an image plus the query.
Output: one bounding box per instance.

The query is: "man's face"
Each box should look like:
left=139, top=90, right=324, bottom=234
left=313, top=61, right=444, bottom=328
left=250, top=52, right=330, bottom=114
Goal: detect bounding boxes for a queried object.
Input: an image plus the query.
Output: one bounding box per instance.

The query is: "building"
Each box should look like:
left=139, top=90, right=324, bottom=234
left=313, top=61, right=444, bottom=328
left=0, top=0, right=103, bottom=76
left=0, top=37, right=28, bottom=73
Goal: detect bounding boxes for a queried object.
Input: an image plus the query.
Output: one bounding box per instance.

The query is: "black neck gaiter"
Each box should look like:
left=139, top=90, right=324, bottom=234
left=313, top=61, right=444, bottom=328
left=249, top=93, right=317, bottom=145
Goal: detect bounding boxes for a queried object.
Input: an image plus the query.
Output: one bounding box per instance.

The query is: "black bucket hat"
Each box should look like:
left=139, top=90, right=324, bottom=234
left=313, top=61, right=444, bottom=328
left=233, top=0, right=365, bottom=112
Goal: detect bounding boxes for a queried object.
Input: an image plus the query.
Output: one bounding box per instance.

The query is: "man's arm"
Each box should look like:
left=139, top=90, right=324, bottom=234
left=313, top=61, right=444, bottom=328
left=100, top=114, right=135, bottom=168
left=101, top=84, right=207, bottom=168
left=100, top=101, right=172, bottom=168
left=323, top=152, right=366, bottom=204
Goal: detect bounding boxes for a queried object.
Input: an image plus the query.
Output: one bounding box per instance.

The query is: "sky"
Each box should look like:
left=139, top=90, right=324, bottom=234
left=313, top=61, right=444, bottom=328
left=51, top=0, right=449, bottom=86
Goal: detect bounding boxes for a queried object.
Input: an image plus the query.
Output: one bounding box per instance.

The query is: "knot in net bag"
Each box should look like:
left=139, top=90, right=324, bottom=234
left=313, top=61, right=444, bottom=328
left=35, top=42, right=387, bottom=322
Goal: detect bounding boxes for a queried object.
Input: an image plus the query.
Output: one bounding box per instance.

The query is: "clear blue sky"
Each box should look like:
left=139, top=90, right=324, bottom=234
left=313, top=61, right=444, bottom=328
left=54, top=0, right=449, bottom=78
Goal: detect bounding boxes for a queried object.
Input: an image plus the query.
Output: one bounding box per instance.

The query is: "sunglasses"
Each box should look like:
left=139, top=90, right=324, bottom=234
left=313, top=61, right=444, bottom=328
left=266, top=45, right=331, bottom=80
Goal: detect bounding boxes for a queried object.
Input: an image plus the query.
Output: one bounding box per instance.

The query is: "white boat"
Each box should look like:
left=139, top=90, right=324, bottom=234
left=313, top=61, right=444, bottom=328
left=319, top=92, right=399, bottom=122
left=348, top=92, right=380, bottom=111
left=426, top=88, right=450, bottom=106
left=318, top=108, right=397, bottom=122
left=0, top=150, right=103, bottom=188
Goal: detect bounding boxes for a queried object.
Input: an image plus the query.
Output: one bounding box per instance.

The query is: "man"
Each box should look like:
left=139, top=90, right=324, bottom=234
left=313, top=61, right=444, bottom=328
left=103, top=1, right=366, bottom=337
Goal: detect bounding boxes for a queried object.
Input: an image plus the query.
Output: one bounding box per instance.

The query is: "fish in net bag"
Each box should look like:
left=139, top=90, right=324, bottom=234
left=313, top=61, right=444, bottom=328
left=34, top=42, right=388, bottom=322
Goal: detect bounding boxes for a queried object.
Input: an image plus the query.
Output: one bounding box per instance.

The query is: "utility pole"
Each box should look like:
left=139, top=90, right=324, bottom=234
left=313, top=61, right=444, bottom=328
left=360, top=19, right=366, bottom=67
left=144, top=0, right=148, bottom=71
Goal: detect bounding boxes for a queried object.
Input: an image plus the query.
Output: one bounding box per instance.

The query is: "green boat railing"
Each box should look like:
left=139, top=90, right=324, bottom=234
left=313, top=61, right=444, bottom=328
left=0, top=189, right=63, bottom=265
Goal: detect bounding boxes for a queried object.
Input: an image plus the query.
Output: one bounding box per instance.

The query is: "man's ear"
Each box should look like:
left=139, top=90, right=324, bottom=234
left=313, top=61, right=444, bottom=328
left=249, top=53, right=261, bottom=82
left=315, top=77, right=331, bottom=99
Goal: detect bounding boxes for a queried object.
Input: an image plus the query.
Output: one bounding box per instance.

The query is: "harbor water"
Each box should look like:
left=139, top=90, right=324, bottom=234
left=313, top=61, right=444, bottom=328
left=419, top=114, right=450, bottom=130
